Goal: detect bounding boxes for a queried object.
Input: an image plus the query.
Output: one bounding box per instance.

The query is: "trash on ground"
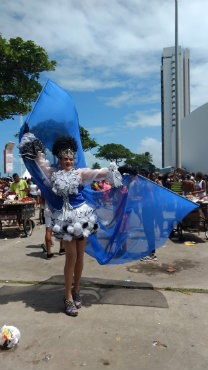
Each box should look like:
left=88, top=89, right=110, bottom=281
left=45, top=354, right=52, bottom=361
left=0, top=325, right=21, bottom=349
left=152, top=340, right=167, bottom=348
left=166, top=266, right=177, bottom=273
left=115, top=336, right=121, bottom=342
left=184, top=241, right=196, bottom=246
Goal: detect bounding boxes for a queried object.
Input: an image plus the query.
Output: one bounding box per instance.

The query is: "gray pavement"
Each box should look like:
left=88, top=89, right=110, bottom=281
left=0, top=210, right=208, bottom=370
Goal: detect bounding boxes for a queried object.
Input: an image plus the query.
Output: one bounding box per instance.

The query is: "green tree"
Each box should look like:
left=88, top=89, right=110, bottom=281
left=92, top=162, right=101, bottom=169
left=0, top=35, right=56, bottom=120
left=79, top=126, right=98, bottom=151
left=125, top=152, right=156, bottom=172
left=95, top=143, right=132, bottom=165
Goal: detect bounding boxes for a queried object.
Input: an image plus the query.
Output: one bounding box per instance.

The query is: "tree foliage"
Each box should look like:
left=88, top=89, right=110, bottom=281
left=92, top=162, right=101, bottom=169
left=95, top=143, right=133, bottom=164
left=125, top=151, right=156, bottom=172
left=79, top=126, right=98, bottom=151
left=0, top=35, right=56, bottom=120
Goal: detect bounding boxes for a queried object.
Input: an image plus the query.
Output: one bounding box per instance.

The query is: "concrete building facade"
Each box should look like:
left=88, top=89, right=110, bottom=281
left=161, top=46, right=190, bottom=168
left=181, top=102, right=208, bottom=174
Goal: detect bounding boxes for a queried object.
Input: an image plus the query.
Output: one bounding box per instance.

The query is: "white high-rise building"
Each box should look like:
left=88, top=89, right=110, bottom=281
left=161, top=46, right=190, bottom=168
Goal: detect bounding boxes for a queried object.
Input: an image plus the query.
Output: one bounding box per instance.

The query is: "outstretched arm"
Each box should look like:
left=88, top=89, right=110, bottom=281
left=18, top=132, right=54, bottom=184
left=78, top=163, right=122, bottom=188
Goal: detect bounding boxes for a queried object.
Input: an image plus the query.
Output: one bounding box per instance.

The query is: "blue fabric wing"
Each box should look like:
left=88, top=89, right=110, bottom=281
left=83, top=175, right=199, bottom=265
left=19, top=79, right=198, bottom=265
left=19, top=79, right=86, bottom=211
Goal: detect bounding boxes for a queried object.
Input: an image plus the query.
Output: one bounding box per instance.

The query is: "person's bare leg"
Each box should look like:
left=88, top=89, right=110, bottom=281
left=63, top=239, right=78, bottom=316
left=63, top=239, right=77, bottom=301
left=73, top=237, right=87, bottom=293
left=59, top=239, right=65, bottom=254
left=45, top=227, right=52, bottom=255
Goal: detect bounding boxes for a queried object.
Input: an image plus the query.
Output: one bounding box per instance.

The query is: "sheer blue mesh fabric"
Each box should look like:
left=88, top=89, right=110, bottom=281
left=19, top=79, right=198, bottom=265
left=83, top=176, right=198, bottom=264
left=19, top=79, right=86, bottom=211
left=20, top=79, right=86, bottom=169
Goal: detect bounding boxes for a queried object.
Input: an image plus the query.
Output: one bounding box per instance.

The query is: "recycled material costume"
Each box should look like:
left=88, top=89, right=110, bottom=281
left=18, top=79, right=198, bottom=265
left=19, top=131, right=122, bottom=241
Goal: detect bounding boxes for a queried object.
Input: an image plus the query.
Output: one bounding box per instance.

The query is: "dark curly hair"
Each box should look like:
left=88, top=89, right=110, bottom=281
left=52, top=136, right=78, bottom=158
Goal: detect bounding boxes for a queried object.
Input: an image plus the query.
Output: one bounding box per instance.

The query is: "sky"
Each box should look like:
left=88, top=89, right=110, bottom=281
left=1, top=0, right=208, bottom=176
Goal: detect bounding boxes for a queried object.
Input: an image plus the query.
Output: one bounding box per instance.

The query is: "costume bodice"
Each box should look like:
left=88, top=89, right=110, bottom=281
left=51, top=168, right=85, bottom=208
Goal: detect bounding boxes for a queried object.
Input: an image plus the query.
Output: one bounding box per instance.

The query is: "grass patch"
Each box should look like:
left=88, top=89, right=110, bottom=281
left=1, top=280, right=208, bottom=294
left=163, top=287, right=208, bottom=294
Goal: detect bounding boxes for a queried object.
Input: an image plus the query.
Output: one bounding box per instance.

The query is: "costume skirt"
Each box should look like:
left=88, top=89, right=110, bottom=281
left=51, top=202, right=98, bottom=241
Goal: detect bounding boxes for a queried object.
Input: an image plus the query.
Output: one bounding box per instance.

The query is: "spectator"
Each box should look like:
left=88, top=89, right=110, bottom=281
left=193, top=172, right=207, bottom=197
left=28, top=179, right=39, bottom=208
left=162, top=174, right=171, bottom=189
left=40, top=195, right=65, bottom=259
left=8, top=173, right=28, bottom=199
left=182, top=174, right=195, bottom=195
left=170, top=175, right=183, bottom=195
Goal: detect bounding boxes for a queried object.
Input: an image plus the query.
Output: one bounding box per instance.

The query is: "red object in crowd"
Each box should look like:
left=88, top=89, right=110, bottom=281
left=21, top=196, right=33, bottom=202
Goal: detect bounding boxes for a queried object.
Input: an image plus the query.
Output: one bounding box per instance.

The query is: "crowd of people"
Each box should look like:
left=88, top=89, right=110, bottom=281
left=0, top=173, right=64, bottom=255
left=153, top=170, right=208, bottom=198
left=0, top=174, right=39, bottom=202
left=1, top=169, right=207, bottom=236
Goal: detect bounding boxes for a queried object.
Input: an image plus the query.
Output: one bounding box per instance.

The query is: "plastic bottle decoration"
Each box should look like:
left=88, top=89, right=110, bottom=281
left=0, top=325, right=21, bottom=349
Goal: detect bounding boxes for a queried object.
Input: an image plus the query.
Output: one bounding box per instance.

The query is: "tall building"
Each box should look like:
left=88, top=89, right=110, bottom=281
left=181, top=102, right=208, bottom=174
left=161, top=46, right=190, bottom=168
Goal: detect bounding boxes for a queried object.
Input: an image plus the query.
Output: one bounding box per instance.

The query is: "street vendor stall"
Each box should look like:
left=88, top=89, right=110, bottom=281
left=171, top=195, right=208, bottom=240
left=0, top=196, right=35, bottom=236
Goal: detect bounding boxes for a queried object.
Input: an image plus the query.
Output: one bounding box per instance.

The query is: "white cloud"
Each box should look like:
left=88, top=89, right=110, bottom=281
left=1, top=0, right=208, bottom=119
left=102, top=86, right=161, bottom=108
left=88, top=126, right=110, bottom=134
left=126, top=111, right=161, bottom=128
left=2, top=0, right=208, bottom=101
left=137, top=137, right=162, bottom=168
left=103, top=91, right=134, bottom=108
left=84, top=151, right=109, bottom=168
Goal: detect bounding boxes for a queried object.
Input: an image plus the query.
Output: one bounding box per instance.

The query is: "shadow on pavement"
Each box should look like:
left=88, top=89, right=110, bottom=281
left=0, top=226, right=23, bottom=239
left=0, top=275, right=168, bottom=313
left=25, top=245, right=63, bottom=259
left=169, top=232, right=207, bottom=244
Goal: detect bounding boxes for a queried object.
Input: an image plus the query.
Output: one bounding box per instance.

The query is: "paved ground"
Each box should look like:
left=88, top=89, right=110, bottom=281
left=0, top=210, right=208, bottom=370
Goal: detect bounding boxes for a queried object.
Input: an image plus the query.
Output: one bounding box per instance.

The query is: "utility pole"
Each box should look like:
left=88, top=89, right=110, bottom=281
left=20, top=114, right=24, bottom=177
left=175, top=0, right=181, bottom=168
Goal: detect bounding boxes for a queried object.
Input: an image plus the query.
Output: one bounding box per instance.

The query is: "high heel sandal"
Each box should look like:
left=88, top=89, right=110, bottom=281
left=64, top=298, right=78, bottom=317
left=72, top=290, right=82, bottom=309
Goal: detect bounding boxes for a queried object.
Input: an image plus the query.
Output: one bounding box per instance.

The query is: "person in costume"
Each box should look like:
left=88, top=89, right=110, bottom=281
left=18, top=79, right=199, bottom=317
left=18, top=132, right=122, bottom=316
